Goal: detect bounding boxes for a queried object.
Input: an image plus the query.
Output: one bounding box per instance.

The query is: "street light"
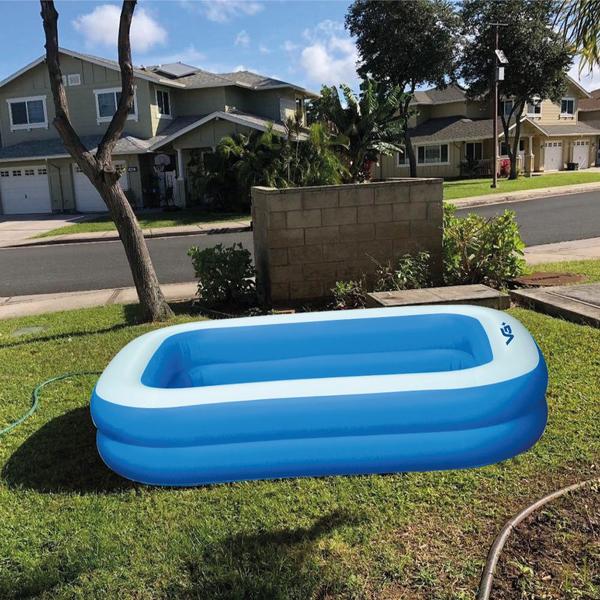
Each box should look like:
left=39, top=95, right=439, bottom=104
left=491, top=23, right=508, bottom=189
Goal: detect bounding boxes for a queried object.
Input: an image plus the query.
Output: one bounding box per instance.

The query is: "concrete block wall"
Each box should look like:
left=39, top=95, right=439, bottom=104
left=251, top=179, right=443, bottom=305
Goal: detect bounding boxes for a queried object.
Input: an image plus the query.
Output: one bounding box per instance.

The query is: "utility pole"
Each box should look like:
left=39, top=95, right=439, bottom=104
left=491, top=23, right=508, bottom=189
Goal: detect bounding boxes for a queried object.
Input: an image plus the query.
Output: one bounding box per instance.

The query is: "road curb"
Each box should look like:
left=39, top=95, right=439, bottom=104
left=7, top=224, right=252, bottom=248
left=450, top=182, right=600, bottom=209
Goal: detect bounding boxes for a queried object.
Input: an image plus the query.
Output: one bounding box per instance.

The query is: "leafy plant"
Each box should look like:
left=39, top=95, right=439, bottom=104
left=187, top=243, right=256, bottom=307
left=442, top=203, right=525, bottom=288
left=331, top=279, right=368, bottom=309
left=374, top=252, right=432, bottom=291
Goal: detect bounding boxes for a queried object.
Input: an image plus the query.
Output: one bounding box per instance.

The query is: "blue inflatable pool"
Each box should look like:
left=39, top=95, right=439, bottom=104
left=90, top=306, right=548, bottom=486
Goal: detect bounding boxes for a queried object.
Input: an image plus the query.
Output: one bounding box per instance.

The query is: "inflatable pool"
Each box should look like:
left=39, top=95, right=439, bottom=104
left=90, top=305, right=548, bottom=486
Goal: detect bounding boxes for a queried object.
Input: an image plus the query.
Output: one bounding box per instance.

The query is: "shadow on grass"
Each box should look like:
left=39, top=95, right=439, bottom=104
left=172, top=510, right=359, bottom=598
left=2, top=407, right=134, bottom=494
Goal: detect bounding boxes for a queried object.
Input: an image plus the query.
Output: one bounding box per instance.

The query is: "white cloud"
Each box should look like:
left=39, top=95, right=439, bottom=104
left=282, top=40, right=299, bottom=53
left=298, top=21, right=358, bottom=87
left=72, top=5, right=167, bottom=53
left=188, top=0, right=264, bottom=23
left=139, top=45, right=205, bottom=68
left=569, top=56, right=600, bottom=91
left=235, top=30, right=250, bottom=47
left=259, top=44, right=270, bottom=55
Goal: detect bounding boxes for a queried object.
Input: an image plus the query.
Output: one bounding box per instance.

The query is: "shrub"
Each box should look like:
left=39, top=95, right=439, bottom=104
left=374, top=251, right=431, bottom=291
left=187, top=243, right=256, bottom=307
left=442, top=203, right=525, bottom=288
left=331, top=279, right=368, bottom=309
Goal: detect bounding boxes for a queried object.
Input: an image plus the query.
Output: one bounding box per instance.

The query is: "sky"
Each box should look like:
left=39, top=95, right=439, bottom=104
left=0, top=0, right=598, bottom=94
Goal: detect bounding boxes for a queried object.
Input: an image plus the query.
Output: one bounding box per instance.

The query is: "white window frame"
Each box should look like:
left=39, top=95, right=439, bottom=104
left=93, top=87, right=138, bottom=124
left=560, top=97, right=575, bottom=117
left=67, top=73, right=81, bottom=86
left=416, top=144, right=449, bottom=165
left=396, top=147, right=407, bottom=167
left=526, top=101, right=542, bottom=117
left=501, top=99, right=514, bottom=119
left=465, top=142, right=483, bottom=161
left=156, top=89, right=172, bottom=119
left=6, top=95, right=48, bottom=131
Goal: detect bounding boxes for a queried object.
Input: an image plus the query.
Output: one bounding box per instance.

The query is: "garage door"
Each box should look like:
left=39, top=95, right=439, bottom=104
left=573, top=140, right=589, bottom=169
left=543, top=141, right=563, bottom=171
left=73, top=162, right=129, bottom=212
left=0, top=166, right=51, bottom=214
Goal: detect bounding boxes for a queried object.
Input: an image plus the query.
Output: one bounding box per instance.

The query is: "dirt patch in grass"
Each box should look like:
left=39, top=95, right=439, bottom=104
left=491, top=481, right=600, bottom=600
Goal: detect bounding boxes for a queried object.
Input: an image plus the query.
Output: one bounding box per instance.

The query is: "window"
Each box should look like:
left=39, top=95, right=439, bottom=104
left=94, top=88, right=137, bottom=123
left=417, top=144, right=448, bottom=165
left=156, top=89, right=171, bottom=117
left=560, top=97, right=575, bottom=116
left=527, top=101, right=541, bottom=116
left=24, top=169, right=35, bottom=176
left=67, top=73, right=81, bottom=86
left=7, top=96, right=47, bottom=130
left=0, top=171, right=9, bottom=177
left=500, top=140, right=525, bottom=155
left=38, top=168, right=47, bottom=175
left=397, top=148, right=407, bottom=166
left=465, top=142, right=483, bottom=161
left=12, top=170, right=22, bottom=176
left=501, top=99, right=513, bottom=118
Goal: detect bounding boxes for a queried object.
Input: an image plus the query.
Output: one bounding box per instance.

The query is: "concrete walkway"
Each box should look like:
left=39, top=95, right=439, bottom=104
left=6, top=218, right=252, bottom=248
left=525, top=237, right=600, bottom=265
left=0, top=282, right=197, bottom=320
left=451, top=181, right=600, bottom=209
left=0, top=214, right=88, bottom=248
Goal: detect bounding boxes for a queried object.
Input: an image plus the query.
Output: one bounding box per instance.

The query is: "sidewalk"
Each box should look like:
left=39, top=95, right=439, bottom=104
left=450, top=181, right=600, bottom=209
left=0, top=282, right=197, bottom=320
left=525, top=237, right=600, bottom=265
left=3, top=218, right=252, bottom=248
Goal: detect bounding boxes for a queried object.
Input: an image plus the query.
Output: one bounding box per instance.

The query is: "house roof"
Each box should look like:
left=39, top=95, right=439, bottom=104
left=579, top=90, right=600, bottom=112
left=0, top=134, right=150, bottom=162
left=409, top=116, right=496, bottom=143
left=524, top=119, right=600, bottom=136
left=412, top=84, right=467, bottom=106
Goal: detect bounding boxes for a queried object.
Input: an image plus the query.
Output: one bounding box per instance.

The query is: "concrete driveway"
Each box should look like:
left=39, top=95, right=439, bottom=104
left=0, top=214, right=86, bottom=248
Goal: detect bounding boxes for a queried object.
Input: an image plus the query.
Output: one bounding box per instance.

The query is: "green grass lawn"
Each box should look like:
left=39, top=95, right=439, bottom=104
left=0, top=303, right=598, bottom=599
left=37, top=209, right=250, bottom=238
left=526, top=259, right=600, bottom=284
left=443, top=171, right=600, bottom=201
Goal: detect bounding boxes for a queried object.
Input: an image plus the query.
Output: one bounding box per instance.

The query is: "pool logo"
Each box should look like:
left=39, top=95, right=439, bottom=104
left=500, top=322, right=515, bottom=345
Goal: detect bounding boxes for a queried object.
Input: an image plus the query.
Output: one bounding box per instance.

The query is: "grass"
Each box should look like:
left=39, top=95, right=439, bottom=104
left=36, top=209, right=250, bottom=238
left=0, top=302, right=598, bottom=599
left=443, top=171, right=600, bottom=201
left=526, top=259, right=600, bottom=284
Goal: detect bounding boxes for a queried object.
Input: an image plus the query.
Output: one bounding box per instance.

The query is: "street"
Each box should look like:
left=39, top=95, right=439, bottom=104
left=1, top=190, right=598, bottom=297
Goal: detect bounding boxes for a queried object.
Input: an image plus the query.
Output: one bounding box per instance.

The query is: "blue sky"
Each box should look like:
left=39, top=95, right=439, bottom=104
left=0, top=0, right=598, bottom=93
left=0, top=0, right=359, bottom=93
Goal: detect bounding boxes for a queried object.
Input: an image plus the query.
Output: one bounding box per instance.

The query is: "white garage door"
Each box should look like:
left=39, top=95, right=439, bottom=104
left=73, top=162, right=129, bottom=213
left=573, top=140, right=589, bottom=169
left=543, top=141, right=563, bottom=171
left=0, top=166, right=51, bottom=215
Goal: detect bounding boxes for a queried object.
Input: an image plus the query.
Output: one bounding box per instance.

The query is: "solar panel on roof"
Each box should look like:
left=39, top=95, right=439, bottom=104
left=155, top=63, right=199, bottom=78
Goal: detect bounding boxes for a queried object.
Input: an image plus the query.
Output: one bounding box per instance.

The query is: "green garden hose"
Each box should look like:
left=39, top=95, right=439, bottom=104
left=0, top=371, right=100, bottom=439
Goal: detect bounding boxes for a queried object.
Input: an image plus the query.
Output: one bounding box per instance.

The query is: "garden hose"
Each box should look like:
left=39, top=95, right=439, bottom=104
left=477, top=476, right=600, bottom=600
left=0, top=371, right=100, bottom=439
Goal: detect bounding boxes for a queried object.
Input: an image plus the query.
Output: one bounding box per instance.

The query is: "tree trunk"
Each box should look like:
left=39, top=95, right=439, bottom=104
left=406, top=134, right=417, bottom=178
left=40, top=0, right=173, bottom=322
left=509, top=112, right=523, bottom=180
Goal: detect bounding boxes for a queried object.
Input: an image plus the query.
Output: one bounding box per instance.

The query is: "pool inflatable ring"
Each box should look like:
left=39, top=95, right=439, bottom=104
left=91, top=306, right=548, bottom=486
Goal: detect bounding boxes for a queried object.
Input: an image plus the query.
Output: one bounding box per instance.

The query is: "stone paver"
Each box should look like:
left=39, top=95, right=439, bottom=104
left=525, top=237, right=600, bottom=265
left=510, top=282, right=600, bottom=327
left=366, top=284, right=509, bottom=310
left=0, top=282, right=197, bottom=320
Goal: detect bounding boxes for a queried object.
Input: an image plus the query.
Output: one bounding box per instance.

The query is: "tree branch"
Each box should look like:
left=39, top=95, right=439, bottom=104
left=96, top=0, right=137, bottom=169
left=40, top=0, right=95, bottom=173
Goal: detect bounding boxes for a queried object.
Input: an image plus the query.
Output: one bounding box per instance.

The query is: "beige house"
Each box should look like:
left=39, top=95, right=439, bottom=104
left=379, top=79, right=600, bottom=180
left=0, top=48, right=316, bottom=215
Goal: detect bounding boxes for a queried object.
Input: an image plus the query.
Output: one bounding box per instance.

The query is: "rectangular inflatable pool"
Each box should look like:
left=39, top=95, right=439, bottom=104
left=91, top=306, right=548, bottom=486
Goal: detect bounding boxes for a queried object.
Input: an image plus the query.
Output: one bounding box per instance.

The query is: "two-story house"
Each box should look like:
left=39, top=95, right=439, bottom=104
left=0, top=48, right=316, bottom=215
left=379, top=78, right=600, bottom=179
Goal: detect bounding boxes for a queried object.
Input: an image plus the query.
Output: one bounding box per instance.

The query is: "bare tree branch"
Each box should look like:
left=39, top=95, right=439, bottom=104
left=96, top=0, right=136, bottom=167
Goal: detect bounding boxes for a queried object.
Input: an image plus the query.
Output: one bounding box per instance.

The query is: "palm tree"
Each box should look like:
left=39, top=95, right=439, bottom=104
left=311, top=78, right=408, bottom=182
left=560, top=0, right=600, bottom=70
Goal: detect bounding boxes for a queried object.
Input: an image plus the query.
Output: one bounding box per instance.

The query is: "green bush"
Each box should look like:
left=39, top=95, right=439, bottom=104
left=374, top=251, right=431, bottom=291
left=187, top=243, right=256, bottom=307
left=331, top=279, right=368, bottom=309
left=443, top=203, right=525, bottom=288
